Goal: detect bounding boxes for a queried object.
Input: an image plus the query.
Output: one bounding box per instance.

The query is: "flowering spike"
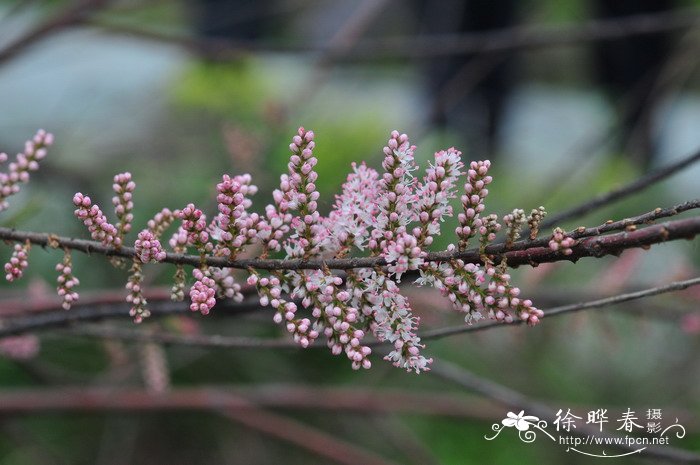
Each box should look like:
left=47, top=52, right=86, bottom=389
left=178, top=203, right=213, bottom=254
left=326, top=162, right=380, bottom=253
left=214, top=174, right=258, bottom=258
left=126, top=260, right=149, bottom=323
left=528, top=206, right=547, bottom=240
left=134, top=229, right=166, bottom=263
left=248, top=271, right=319, bottom=349
left=279, top=127, right=325, bottom=258
left=56, top=250, right=79, bottom=310
left=549, top=227, right=576, bottom=255
left=0, top=130, right=53, bottom=212
left=456, top=160, right=492, bottom=250
left=168, top=226, right=188, bottom=301
left=4, top=241, right=30, bottom=282
left=73, top=193, right=120, bottom=246
left=190, top=267, right=216, bottom=315
left=53, top=126, right=549, bottom=373
left=112, top=172, right=135, bottom=242
left=210, top=267, right=243, bottom=301
left=504, top=208, right=527, bottom=246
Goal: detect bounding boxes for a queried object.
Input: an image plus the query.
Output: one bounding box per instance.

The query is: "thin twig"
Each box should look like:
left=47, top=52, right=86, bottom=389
left=52, top=276, right=700, bottom=348
left=94, top=9, right=700, bottom=60
left=541, top=149, right=700, bottom=228
left=0, top=211, right=698, bottom=271
left=0, top=385, right=493, bottom=416
left=0, top=0, right=108, bottom=67
left=420, top=276, right=700, bottom=341
left=220, top=406, right=399, bottom=465
left=0, top=297, right=269, bottom=338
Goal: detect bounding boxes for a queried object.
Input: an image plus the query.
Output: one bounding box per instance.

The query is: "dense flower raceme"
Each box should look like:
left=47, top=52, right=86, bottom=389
left=56, top=250, right=80, bottom=310
left=0, top=129, right=53, bottom=212
left=1, top=128, right=551, bottom=373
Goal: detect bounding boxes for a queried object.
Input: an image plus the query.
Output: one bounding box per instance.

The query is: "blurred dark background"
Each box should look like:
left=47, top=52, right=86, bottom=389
left=0, top=0, right=699, bottom=464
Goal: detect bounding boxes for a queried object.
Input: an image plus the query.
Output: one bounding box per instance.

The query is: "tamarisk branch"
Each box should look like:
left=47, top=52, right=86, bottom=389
left=1, top=213, right=698, bottom=271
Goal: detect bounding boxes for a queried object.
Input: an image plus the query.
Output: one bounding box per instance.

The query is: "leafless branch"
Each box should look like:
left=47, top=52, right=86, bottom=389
left=541, top=149, right=700, bottom=227
left=419, top=276, right=700, bottom=341
left=0, top=208, right=698, bottom=271
left=0, top=0, right=109, bottom=67
left=94, top=9, right=700, bottom=60
left=46, top=276, right=700, bottom=348
left=220, top=404, right=400, bottom=465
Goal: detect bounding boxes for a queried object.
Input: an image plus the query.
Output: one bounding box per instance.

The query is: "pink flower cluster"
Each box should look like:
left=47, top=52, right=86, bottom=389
left=190, top=268, right=216, bottom=315
left=549, top=227, right=576, bottom=255
left=56, top=251, right=80, bottom=310
left=503, top=208, right=526, bottom=245
left=248, top=272, right=318, bottom=348
left=126, top=262, right=148, bottom=323
left=4, top=242, right=29, bottom=282
left=215, top=174, right=259, bottom=257
left=0, top=129, right=53, bottom=211
left=179, top=204, right=213, bottom=254
left=276, top=127, right=325, bottom=258
left=326, top=162, right=379, bottom=252
left=112, top=172, right=135, bottom=240
left=73, top=193, right=120, bottom=246
left=456, top=160, right=493, bottom=250
left=58, top=127, right=546, bottom=372
left=134, top=230, right=166, bottom=263
left=211, top=267, right=243, bottom=301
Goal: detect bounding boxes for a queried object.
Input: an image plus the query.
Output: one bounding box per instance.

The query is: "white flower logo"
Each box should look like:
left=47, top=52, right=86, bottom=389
left=502, top=411, right=540, bottom=431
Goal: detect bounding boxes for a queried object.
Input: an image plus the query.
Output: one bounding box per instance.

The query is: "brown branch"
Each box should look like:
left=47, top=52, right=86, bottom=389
left=0, top=385, right=696, bottom=430
left=0, top=297, right=270, bottom=338
left=94, top=9, right=700, bottom=60
left=0, top=0, right=109, bottom=67
left=430, top=359, right=700, bottom=464
left=49, top=276, right=700, bottom=348
left=220, top=405, right=400, bottom=465
left=419, top=275, right=700, bottom=341
left=0, top=205, right=698, bottom=271
left=541, top=149, right=700, bottom=228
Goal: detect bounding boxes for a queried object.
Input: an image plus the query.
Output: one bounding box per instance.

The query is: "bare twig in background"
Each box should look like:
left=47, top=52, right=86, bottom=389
left=420, top=276, right=700, bottom=340
left=0, top=384, right=695, bottom=430
left=0, top=297, right=269, bottom=337
left=45, top=276, right=700, bottom=348
left=93, top=9, right=700, bottom=60
left=430, top=359, right=700, bottom=463
left=298, top=0, right=390, bottom=100
left=0, top=385, right=497, bottom=417
left=0, top=0, right=109, bottom=67
left=350, top=9, right=700, bottom=59
left=541, top=150, right=700, bottom=227
left=220, top=405, right=400, bottom=465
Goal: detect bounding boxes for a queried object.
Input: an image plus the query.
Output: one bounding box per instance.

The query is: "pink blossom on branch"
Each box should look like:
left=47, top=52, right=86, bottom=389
left=73, top=193, right=120, bottom=247
left=214, top=174, right=259, bottom=258
left=0, top=129, right=53, bottom=212
left=56, top=250, right=80, bottom=310
left=20, top=126, right=548, bottom=373
left=112, top=172, right=135, bottom=242
left=549, top=227, right=576, bottom=255
left=134, top=230, right=166, bottom=263
left=4, top=242, right=29, bottom=282
left=190, top=267, right=216, bottom=315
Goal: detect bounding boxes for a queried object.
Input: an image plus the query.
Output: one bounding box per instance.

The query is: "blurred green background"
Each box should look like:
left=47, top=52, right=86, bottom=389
left=0, top=0, right=698, bottom=464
